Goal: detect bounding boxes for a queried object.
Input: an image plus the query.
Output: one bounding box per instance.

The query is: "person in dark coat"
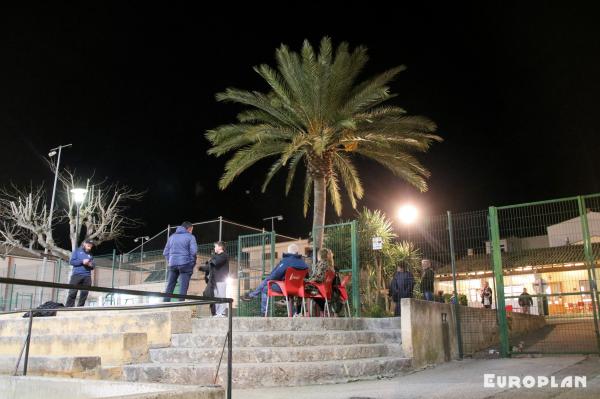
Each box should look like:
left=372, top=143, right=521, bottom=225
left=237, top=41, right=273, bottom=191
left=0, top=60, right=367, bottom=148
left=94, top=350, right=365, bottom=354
left=518, top=288, right=533, bottom=314
left=389, top=261, right=415, bottom=316
left=199, top=241, right=229, bottom=317
left=66, top=239, right=95, bottom=307
left=421, top=259, right=435, bottom=301
left=163, top=221, right=198, bottom=301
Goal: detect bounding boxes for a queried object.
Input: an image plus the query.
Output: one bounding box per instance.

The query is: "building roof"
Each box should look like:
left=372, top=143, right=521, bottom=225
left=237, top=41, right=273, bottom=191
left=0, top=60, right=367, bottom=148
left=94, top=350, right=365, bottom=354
left=436, top=243, right=600, bottom=275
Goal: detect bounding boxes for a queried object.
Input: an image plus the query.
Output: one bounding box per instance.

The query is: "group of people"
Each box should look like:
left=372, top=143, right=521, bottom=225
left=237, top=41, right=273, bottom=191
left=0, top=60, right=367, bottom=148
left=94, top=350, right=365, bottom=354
left=162, top=221, right=230, bottom=317
left=388, top=260, right=504, bottom=316
left=240, top=244, right=336, bottom=316
left=62, top=223, right=535, bottom=317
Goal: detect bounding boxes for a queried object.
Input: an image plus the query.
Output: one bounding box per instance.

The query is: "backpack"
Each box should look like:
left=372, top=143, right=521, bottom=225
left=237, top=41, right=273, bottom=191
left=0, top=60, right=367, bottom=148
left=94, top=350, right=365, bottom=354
left=22, top=301, right=65, bottom=318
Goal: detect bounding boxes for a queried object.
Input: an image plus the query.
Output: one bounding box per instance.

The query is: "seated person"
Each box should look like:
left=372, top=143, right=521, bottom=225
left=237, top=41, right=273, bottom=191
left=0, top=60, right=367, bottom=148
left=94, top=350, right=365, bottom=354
left=434, top=290, right=445, bottom=303
left=304, top=248, right=335, bottom=315
left=241, top=244, right=308, bottom=314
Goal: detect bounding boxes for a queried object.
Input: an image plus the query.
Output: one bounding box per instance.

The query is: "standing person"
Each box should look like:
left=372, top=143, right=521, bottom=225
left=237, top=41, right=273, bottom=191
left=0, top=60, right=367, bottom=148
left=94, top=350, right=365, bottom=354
left=449, top=291, right=458, bottom=305
left=66, top=239, right=95, bottom=307
left=389, top=261, right=415, bottom=316
left=163, top=221, right=198, bottom=301
left=240, top=244, right=308, bottom=315
left=421, top=259, right=435, bottom=301
left=201, top=241, right=229, bottom=317
left=481, top=281, right=493, bottom=309
left=518, top=287, right=533, bottom=314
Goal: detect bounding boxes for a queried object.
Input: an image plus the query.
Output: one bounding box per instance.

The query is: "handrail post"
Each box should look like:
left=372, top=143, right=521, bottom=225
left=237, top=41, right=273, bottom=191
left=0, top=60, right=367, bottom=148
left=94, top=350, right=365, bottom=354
left=227, top=301, right=233, bottom=399
left=23, top=308, right=34, bottom=375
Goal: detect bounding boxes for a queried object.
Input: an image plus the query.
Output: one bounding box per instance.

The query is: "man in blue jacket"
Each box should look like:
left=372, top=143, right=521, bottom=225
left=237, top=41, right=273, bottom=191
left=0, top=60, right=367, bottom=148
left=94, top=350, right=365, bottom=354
left=66, top=239, right=95, bottom=307
left=163, top=221, right=198, bottom=301
left=240, top=243, right=308, bottom=314
left=389, top=261, right=415, bottom=316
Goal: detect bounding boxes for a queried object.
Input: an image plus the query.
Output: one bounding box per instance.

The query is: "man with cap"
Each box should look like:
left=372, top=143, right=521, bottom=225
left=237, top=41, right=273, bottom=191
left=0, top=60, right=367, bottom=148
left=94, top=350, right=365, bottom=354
left=163, top=221, right=198, bottom=301
left=66, top=239, right=95, bottom=307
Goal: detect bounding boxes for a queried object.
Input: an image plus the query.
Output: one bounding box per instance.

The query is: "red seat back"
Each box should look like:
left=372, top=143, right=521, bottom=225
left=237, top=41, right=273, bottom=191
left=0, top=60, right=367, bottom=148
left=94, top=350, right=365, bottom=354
left=283, top=267, right=308, bottom=297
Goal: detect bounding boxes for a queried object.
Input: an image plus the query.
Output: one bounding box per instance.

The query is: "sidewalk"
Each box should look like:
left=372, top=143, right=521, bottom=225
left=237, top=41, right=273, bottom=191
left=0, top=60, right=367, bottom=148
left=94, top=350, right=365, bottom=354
left=234, top=356, right=600, bottom=399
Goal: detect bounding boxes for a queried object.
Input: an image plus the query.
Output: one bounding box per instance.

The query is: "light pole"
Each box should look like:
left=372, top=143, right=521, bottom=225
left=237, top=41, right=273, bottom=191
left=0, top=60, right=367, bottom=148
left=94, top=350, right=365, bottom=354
left=40, top=144, right=71, bottom=304
left=263, top=215, right=283, bottom=232
left=71, top=188, right=88, bottom=246
left=134, top=236, right=150, bottom=285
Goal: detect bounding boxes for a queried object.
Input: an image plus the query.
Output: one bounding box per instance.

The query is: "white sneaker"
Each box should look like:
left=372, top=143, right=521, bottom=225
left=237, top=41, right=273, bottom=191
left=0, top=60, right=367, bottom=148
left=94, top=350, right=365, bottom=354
left=293, top=313, right=301, bottom=318
left=213, top=314, right=226, bottom=318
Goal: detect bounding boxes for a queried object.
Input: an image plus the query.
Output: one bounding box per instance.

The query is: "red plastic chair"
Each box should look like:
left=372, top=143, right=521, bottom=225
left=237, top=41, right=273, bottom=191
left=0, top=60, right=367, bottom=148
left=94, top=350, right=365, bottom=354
left=304, top=270, right=336, bottom=317
left=577, top=301, right=585, bottom=313
left=335, top=274, right=352, bottom=317
left=265, top=267, right=308, bottom=317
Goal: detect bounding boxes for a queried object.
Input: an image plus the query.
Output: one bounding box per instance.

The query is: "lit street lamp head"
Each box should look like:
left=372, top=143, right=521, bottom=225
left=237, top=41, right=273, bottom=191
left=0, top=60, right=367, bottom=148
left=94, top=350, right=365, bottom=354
left=397, top=204, right=418, bottom=225
left=70, top=188, right=88, bottom=204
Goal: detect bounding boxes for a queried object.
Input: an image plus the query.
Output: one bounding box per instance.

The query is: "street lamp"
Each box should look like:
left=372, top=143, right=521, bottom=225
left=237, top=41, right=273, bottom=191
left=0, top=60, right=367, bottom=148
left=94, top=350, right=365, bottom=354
left=71, top=188, right=88, bottom=245
left=263, top=215, right=283, bottom=232
left=134, top=236, right=150, bottom=262
left=43, top=144, right=71, bottom=303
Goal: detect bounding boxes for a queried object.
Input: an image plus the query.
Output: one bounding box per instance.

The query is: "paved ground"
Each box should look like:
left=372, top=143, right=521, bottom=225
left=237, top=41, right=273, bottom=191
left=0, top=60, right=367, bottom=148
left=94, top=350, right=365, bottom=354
left=518, top=320, right=599, bottom=353
left=234, top=356, right=600, bottom=399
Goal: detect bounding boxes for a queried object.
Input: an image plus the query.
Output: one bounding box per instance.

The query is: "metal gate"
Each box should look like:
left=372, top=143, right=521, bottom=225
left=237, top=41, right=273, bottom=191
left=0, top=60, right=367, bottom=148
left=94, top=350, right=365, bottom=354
left=490, top=195, right=600, bottom=355
left=237, top=231, right=275, bottom=316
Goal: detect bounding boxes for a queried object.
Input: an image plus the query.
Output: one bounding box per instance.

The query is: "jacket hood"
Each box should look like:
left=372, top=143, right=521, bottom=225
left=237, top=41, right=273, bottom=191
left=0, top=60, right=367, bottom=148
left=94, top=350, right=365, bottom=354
left=175, top=226, right=189, bottom=234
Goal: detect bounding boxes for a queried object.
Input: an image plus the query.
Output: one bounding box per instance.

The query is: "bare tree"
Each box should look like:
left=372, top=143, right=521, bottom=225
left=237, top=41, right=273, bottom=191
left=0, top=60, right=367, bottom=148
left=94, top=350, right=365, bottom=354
left=0, top=169, right=142, bottom=259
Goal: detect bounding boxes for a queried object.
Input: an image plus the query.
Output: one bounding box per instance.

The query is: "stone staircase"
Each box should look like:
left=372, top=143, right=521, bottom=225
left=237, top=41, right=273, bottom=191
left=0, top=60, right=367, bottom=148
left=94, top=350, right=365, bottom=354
left=123, top=317, right=410, bottom=388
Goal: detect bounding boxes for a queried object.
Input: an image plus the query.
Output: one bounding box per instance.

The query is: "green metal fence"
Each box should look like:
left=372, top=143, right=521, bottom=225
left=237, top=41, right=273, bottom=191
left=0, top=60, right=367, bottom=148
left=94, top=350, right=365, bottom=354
left=490, top=195, right=600, bottom=355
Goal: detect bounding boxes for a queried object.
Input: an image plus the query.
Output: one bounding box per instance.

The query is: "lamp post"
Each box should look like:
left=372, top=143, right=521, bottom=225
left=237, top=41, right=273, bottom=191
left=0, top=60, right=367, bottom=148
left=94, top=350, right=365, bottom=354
left=134, top=236, right=150, bottom=285
left=263, top=215, right=283, bottom=232
left=71, top=188, right=88, bottom=246
left=40, top=144, right=71, bottom=304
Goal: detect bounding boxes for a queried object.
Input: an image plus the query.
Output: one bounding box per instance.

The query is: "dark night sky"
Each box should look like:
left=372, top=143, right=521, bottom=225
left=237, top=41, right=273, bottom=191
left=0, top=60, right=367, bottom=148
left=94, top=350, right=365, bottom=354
left=1, top=3, right=599, bottom=250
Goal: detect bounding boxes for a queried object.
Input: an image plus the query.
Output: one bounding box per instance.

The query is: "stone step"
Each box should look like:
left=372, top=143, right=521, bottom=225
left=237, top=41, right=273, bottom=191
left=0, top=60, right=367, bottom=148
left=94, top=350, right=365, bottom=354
left=0, top=309, right=191, bottom=348
left=0, top=333, right=148, bottom=366
left=150, top=343, right=404, bottom=363
left=123, top=356, right=411, bottom=388
left=192, top=317, right=400, bottom=333
left=172, top=329, right=401, bottom=348
left=0, top=355, right=102, bottom=378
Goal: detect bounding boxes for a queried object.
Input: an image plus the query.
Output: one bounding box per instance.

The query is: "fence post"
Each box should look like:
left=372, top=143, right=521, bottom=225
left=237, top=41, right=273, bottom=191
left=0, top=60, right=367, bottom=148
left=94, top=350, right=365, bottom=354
left=447, top=211, right=463, bottom=359
left=270, top=231, right=276, bottom=271
left=488, top=206, right=509, bottom=357
left=351, top=220, right=360, bottom=317
left=577, top=196, right=600, bottom=352
left=219, top=216, right=223, bottom=242
left=54, top=259, right=62, bottom=302
left=111, top=249, right=116, bottom=289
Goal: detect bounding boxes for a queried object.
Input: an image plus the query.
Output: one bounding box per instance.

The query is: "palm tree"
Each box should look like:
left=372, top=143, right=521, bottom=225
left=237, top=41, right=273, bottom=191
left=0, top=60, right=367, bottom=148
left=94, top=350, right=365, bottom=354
left=206, top=37, right=441, bottom=247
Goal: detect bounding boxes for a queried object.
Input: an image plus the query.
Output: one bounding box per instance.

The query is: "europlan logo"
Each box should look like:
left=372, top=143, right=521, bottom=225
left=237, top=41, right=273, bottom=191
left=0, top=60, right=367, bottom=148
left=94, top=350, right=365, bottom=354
left=484, top=374, right=587, bottom=389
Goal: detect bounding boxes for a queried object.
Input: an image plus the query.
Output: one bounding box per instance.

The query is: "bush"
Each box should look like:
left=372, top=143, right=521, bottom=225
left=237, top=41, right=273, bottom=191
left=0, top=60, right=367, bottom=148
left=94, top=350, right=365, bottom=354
left=365, top=304, right=392, bottom=318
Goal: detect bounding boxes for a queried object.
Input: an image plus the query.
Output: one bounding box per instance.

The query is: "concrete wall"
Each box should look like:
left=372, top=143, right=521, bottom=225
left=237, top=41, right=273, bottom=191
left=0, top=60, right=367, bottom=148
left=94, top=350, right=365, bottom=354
left=401, top=299, right=547, bottom=367
left=401, top=299, right=459, bottom=368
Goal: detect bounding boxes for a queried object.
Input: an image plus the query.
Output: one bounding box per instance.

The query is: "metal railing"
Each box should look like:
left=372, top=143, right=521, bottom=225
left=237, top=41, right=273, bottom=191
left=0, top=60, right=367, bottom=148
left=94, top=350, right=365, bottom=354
left=0, top=277, right=234, bottom=399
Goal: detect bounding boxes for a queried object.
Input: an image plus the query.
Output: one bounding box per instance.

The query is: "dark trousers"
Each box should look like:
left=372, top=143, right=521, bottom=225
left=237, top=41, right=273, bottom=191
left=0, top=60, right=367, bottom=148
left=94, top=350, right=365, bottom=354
left=66, top=274, right=92, bottom=307
left=164, top=263, right=194, bottom=301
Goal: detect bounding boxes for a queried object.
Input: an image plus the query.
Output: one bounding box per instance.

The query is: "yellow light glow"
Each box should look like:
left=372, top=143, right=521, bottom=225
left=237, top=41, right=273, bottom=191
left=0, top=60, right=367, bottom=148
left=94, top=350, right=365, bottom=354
left=396, top=204, right=418, bottom=225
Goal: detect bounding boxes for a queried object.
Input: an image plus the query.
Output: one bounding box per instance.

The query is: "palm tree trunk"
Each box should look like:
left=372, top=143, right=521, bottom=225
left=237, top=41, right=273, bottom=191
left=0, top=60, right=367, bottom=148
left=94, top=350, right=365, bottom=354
left=312, top=176, right=327, bottom=250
